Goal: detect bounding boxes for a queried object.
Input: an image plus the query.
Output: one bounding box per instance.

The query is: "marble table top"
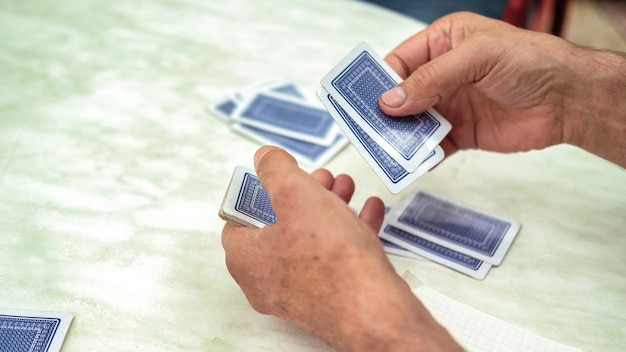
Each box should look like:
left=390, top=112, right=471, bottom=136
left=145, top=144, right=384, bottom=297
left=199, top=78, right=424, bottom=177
left=1, top=0, right=624, bottom=351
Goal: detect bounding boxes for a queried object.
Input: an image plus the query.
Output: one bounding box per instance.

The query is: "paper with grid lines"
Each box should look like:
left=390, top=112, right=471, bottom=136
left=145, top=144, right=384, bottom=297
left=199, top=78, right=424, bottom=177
left=413, top=286, right=582, bottom=352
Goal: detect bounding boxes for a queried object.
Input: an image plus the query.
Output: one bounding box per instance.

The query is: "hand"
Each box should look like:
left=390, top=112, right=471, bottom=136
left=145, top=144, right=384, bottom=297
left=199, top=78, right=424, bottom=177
left=378, top=12, right=609, bottom=158
left=221, top=146, right=462, bottom=351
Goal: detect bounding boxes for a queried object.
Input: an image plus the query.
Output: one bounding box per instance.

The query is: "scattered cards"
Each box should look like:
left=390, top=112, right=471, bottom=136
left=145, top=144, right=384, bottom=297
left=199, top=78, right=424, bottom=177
left=207, top=78, right=348, bottom=169
left=380, top=191, right=521, bottom=280
left=319, top=42, right=450, bottom=194
left=0, top=307, right=73, bottom=352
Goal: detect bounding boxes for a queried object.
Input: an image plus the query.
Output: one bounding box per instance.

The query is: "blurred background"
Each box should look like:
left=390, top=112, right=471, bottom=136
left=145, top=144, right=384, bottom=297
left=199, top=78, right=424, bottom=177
left=362, top=0, right=626, bottom=51
left=565, top=0, right=625, bottom=51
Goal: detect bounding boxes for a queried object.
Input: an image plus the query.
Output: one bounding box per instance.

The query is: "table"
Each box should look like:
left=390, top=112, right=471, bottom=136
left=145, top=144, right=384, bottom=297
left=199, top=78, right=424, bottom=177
left=1, top=0, right=624, bottom=350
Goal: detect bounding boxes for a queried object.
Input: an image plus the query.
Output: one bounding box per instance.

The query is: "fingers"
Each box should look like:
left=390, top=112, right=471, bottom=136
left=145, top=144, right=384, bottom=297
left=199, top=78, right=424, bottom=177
left=311, top=168, right=335, bottom=190
left=380, top=12, right=513, bottom=117
left=330, top=174, right=355, bottom=203
left=221, top=221, right=255, bottom=265
left=311, top=169, right=356, bottom=204
left=380, top=37, right=497, bottom=117
left=359, top=196, right=385, bottom=233
left=253, top=146, right=317, bottom=217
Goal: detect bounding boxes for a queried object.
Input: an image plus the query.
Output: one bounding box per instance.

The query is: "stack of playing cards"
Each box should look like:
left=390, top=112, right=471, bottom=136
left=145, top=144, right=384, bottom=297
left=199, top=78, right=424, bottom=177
left=207, top=78, right=349, bottom=169
left=379, top=191, right=521, bottom=280
left=317, top=42, right=451, bottom=194
left=0, top=308, right=73, bottom=352
left=218, top=166, right=275, bottom=228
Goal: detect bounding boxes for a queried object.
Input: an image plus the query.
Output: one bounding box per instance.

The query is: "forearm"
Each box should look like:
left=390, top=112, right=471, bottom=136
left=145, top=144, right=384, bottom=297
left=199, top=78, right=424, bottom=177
left=564, top=47, right=626, bottom=167
left=322, top=272, right=464, bottom=352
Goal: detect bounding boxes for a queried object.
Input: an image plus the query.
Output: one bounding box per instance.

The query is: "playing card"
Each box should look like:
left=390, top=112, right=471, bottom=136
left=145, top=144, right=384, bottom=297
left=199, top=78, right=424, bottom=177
left=380, top=237, right=426, bottom=260
left=208, top=78, right=310, bottom=123
left=219, top=166, right=276, bottom=228
left=231, top=123, right=348, bottom=169
left=320, top=42, right=451, bottom=172
left=0, top=308, right=73, bottom=352
left=379, top=222, right=491, bottom=280
left=317, top=87, right=443, bottom=194
left=232, top=90, right=338, bottom=146
left=207, top=79, right=348, bottom=169
left=208, top=98, right=239, bottom=122
left=388, top=191, right=520, bottom=266
left=232, top=77, right=290, bottom=102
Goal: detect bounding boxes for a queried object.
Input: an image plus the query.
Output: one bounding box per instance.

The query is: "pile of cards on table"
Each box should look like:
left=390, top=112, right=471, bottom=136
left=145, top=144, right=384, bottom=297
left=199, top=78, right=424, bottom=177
left=207, top=78, right=348, bottom=169
left=317, top=42, right=451, bottom=194
left=379, top=191, right=521, bottom=280
left=0, top=307, right=73, bottom=352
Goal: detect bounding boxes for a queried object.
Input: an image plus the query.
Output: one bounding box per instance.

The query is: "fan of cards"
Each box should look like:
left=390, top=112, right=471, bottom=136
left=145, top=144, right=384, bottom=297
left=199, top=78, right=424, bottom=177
left=317, top=42, right=451, bottom=194
left=207, top=78, right=349, bottom=169
left=218, top=166, right=521, bottom=280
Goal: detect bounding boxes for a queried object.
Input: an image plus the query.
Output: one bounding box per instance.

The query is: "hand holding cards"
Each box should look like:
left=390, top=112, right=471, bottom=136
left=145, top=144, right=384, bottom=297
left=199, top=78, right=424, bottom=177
left=318, top=42, right=450, bottom=194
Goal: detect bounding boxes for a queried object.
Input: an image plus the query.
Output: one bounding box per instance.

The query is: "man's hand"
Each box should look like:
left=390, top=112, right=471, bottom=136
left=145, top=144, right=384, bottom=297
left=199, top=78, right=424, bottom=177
left=221, top=146, right=463, bottom=351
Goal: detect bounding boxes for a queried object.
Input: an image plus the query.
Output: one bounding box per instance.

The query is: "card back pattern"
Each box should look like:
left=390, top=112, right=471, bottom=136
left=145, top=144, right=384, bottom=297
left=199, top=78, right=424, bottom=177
left=383, top=225, right=484, bottom=270
left=235, top=172, right=276, bottom=225
left=397, top=192, right=510, bottom=256
left=0, top=315, right=62, bottom=352
left=330, top=51, right=440, bottom=160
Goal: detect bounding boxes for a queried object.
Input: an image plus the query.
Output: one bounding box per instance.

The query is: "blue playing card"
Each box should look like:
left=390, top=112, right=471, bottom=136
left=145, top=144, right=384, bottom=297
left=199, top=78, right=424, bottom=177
left=317, top=88, right=443, bottom=194
left=379, top=224, right=491, bottom=279
left=215, top=99, right=237, bottom=118
left=321, top=42, right=451, bottom=172
left=233, top=91, right=337, bottom=146
left=232, top=124, right=347, bottom=169
left=0, top=309, right=73, bottom=352
left=331, top=52, right=438, bottom=158
left=235, top=171, right=276, bottom=226
left=219, top=167, right=277, bottom=228
left=271, top=83, right=306, bottom=99
left=388, top=191, right=520, bottom=266
left=208, top=80, right=348, bottom=169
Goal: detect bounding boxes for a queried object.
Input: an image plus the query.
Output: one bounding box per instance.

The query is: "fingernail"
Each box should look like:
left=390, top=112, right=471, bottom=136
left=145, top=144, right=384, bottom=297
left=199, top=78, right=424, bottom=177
left=380, top=86, right=407, bottom=108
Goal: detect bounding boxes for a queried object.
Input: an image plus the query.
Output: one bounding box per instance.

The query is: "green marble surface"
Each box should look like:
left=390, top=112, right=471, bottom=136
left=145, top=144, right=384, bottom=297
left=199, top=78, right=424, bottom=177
left=1, top=0, right=624, bottom=351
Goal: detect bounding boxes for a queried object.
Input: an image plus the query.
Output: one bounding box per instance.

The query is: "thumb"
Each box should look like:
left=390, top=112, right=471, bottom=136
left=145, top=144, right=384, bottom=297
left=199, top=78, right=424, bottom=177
left=253, top=146, right=313, bottom=219
left=253, top=146, right=301, bottom=185
left=379, top=40, right=494, bottom=116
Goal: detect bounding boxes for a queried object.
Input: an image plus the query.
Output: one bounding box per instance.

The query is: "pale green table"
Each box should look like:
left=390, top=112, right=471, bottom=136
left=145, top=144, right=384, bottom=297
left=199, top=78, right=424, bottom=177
left=1, top=1, right=624, bottom=351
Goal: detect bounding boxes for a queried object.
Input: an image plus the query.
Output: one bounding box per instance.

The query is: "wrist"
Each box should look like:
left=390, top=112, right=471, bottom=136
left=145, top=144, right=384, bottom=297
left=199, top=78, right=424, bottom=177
left=330, top=269, right=463, bottom=352
left=563, top=47, right=626, bottom=167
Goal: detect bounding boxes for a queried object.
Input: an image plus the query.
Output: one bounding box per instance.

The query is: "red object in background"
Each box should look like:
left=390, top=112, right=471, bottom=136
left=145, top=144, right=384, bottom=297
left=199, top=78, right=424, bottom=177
left=503, top=0, right=570, bottom=36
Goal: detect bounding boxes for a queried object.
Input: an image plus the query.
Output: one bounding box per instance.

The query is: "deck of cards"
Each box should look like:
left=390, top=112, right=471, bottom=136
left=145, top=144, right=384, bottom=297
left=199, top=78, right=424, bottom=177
left=218, top=166, right=275, bottom=228
left=318, top=42, right=450, bottom=194
left=207, top=78, right=348, bottom=169
left=0, top=307, right=73, bottom=352
left=379, top=191, right=521, bottom=280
